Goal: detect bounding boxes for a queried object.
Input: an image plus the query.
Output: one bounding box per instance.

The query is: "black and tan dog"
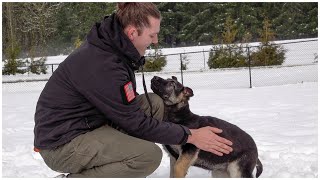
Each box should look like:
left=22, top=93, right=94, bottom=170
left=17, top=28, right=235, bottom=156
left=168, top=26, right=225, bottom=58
left=151, top=76, right=263, bottom=178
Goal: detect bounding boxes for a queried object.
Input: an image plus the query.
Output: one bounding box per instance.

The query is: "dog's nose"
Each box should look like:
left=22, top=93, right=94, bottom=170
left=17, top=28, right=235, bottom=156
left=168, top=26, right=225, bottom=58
left=152, top=76, right=160, bottom=80
left=151, top=76, right=161, bottom=83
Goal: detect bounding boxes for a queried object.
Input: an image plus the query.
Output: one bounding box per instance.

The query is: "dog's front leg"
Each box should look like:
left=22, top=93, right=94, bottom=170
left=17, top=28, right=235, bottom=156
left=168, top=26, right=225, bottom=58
left=173, top=149, right=199, bottom=178
left=169, top=155, right=176, bottom=178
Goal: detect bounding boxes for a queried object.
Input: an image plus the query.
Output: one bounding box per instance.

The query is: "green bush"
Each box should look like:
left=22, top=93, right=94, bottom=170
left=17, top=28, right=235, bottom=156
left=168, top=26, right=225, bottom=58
left=2, top=59, right=26, bottom=75
left=143, top=56, right=167, bottom=72
left=2, top=41, right=24, bottom=75
left=29, top=57, right=47, bottom=74
left=207, top=46, right=247, bottom=69
left=250, top=45, right=286, bottom=66
left=143, top=49, right=167, bottom=72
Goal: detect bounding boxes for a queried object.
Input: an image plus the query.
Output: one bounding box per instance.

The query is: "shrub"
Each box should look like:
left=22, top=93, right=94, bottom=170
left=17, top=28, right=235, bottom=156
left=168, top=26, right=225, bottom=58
left=250, top=45, right=286, bottom=66
left=208, top=46, right=247, bottom=69
left=2, top=58, right=26, bottom=75
left=2, top=41, right=24, bottom=75
left=143, top=49, right=167, bottom=72
left=29, top=57, right=47, bottom=74
left=144, top=56, right=167, bottom=72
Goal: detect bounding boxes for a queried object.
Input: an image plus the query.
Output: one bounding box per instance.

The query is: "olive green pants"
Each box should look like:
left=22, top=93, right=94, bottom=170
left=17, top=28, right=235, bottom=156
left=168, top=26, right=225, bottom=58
left=40, top=93, right=164, bottom=178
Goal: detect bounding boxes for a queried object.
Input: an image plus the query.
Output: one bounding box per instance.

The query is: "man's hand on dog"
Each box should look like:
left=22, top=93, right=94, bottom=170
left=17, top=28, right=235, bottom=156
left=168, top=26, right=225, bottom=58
left=187, top=126, right=233, bottom=156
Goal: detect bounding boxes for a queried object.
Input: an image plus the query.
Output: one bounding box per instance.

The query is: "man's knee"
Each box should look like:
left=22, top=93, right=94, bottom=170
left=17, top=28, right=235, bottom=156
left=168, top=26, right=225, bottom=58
left=137, top=93, right=165, bottom=121
left=144, top=143, right=163, bottom=175
left=127, top=142, right=163, bottom=176
left=146, top=143, right=163, bottom=167
left=149, top=93, right=164, bottom=120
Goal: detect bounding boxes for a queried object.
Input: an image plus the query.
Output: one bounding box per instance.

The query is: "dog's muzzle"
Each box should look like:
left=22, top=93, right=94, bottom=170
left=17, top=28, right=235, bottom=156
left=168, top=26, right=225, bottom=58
left=151, top=76, right=162, bottom=92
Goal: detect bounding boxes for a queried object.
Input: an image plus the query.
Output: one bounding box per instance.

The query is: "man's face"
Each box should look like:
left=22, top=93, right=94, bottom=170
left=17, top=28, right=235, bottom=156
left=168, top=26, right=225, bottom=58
left=130, top=16, right=160, bottom=56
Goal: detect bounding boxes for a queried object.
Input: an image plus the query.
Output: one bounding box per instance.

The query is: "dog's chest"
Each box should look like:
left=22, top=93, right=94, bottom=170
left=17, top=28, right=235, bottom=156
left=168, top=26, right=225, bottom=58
left=163, top=145, right=182, bottom=158
left=172, top=145, right=182, bottom=153
left=170, top=145, right=182, bottom=155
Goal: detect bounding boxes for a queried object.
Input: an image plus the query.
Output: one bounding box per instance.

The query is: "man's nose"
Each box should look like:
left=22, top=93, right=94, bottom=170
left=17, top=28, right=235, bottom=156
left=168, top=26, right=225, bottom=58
left=152, top=35, right=158, bottom=44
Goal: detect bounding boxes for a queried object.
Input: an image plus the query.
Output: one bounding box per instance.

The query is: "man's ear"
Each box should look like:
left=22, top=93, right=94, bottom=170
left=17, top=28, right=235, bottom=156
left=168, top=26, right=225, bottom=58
left=124, top=25, right=137, bottom=41
left=183, top=87, right=194, bottom=97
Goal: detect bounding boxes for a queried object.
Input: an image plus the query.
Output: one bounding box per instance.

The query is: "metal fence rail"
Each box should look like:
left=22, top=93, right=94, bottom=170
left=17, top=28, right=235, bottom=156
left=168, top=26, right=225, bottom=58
left=2, top=39, right=318, bottom=91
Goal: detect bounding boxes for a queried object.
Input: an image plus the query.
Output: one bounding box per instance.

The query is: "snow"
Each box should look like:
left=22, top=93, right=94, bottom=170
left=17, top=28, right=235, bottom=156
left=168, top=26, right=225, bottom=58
left=2, top=38, right=318, bottom=178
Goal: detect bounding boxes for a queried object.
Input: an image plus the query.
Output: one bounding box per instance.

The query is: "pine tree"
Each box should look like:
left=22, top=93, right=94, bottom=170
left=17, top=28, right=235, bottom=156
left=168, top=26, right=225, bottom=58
left=50, top=2, right=115, bottom=54
left=208, top=16, right=246, bottom=69
left=259, top=18, right=275, bottom=45
left=222, top=16, right=238, bottom=44
left=3, top=3, right=22, bottom=75
left=251, top=17, right=286, bottom=66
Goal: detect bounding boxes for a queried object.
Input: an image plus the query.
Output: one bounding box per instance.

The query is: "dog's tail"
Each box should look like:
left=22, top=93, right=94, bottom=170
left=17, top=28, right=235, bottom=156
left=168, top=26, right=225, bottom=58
left=256, top=158, right=263, bottom=178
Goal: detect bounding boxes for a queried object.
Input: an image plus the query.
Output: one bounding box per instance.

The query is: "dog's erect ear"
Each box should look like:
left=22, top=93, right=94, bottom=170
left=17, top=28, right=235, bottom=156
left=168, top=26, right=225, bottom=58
left=183, top=87, right=194, bottom=97
left=172, top=76, right=178, bottom=81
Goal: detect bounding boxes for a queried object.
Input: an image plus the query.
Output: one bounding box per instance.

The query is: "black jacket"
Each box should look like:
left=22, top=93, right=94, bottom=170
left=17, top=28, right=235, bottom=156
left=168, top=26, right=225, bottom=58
left=34, top=14, right=190, bottom=149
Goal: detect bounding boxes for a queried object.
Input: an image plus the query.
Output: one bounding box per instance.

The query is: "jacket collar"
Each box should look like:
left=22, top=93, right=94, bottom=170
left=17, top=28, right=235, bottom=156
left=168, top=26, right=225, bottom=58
left=86, top=13, right=144, bottom=70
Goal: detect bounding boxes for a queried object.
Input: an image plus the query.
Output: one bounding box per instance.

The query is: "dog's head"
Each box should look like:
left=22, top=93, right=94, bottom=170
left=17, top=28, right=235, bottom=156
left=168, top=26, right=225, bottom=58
left=151, top=76, right=193, bottom=107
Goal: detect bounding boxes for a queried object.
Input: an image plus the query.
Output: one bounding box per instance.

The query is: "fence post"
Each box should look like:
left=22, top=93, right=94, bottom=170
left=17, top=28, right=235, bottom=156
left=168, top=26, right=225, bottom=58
left=203, top=49, right=206, bottom=69
left=51, top=64, right=54, bottom=73
left=180, top=53, right=184, bottom=85
left=246, top=46, right=252, bottom=88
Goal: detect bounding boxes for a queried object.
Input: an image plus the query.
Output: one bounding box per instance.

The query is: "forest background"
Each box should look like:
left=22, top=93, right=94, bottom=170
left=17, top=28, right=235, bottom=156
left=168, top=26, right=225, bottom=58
left=2, top=2, right=318, bottom=59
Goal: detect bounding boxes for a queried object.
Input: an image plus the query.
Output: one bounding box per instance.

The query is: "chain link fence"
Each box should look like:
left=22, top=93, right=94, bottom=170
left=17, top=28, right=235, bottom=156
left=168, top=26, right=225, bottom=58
left=2, top=39, right=318, bottom=92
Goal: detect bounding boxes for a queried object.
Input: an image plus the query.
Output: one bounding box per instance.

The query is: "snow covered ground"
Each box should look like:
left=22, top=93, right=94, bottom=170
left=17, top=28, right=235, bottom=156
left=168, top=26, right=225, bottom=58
left=2, top=38, right=318, bottom=178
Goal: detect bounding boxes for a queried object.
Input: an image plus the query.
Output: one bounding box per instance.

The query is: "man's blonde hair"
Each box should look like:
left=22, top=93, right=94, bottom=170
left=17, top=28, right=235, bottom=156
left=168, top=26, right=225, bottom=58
left=116, top=2, right=161, bottom=35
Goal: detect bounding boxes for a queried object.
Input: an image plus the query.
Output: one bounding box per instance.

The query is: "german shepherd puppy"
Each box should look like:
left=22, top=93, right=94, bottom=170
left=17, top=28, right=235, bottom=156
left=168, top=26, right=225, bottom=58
left=151, top=76, right=263, bottom=178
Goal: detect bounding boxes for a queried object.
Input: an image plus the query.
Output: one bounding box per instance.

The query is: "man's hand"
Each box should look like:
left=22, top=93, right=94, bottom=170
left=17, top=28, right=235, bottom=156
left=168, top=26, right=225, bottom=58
left=187, top=126, right=233, bottom=156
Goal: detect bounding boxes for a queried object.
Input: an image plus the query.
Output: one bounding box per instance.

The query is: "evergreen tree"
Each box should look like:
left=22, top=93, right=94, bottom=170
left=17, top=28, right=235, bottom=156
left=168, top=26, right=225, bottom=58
left=251, top=18, right=286, bottom=66
left=305, top=3, right=318, bottom=37
left=259, top=18, right=275, bottom=45
left=178, top=2, right=217, bottom=45
left=51, top=2, right=115, bottom=55
left=208, top=16, right=247, bottom=69
left=236, top=3, right=261, bottom=42
left=2, top=3, right=23, bottom=75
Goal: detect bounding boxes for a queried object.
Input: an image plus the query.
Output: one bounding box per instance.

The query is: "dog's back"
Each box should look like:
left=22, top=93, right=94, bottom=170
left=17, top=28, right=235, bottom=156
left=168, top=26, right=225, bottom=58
left=173, top=114, right=260, bottom=176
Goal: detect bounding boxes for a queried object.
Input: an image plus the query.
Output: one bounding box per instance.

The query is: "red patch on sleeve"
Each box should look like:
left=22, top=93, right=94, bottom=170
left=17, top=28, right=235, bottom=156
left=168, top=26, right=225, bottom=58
left=123, top=81, right=135, bottom=103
